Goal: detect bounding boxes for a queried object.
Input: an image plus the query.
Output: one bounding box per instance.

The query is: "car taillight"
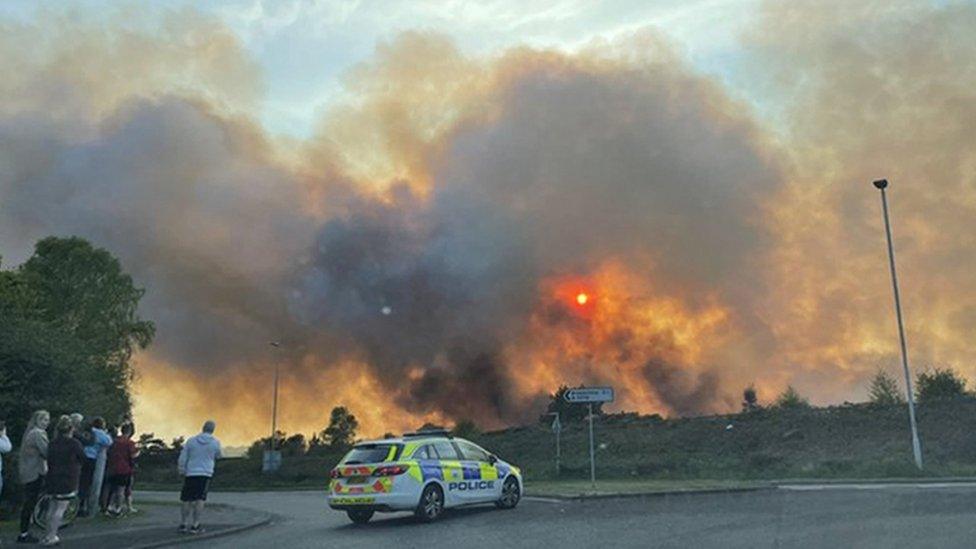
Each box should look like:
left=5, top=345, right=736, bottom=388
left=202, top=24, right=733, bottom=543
left=329, top=468, right=340, bottom=479
left=373, top=465, right=408, bottom=476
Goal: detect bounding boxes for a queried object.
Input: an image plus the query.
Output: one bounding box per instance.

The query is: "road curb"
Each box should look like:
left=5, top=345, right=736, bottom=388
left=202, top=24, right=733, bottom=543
left=130, top=506, right=275, bottom=549
left=130, top=516, right=274, bottom=549
left=770, top=477, right=976, bottom=485
left=528, top=485, right=773, bottom=501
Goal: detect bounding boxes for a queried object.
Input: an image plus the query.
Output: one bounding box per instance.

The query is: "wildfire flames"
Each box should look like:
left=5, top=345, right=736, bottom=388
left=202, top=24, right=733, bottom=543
left=3, top=2, right=976, bottom=444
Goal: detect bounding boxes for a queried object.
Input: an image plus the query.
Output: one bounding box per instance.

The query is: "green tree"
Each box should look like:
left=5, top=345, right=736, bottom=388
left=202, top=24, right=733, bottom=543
left=916, top=367, right=968, bottom=403
left=742, top=384, right=761, bottom=412
left=0, top=237, right=153, bottom=436
left=868, top=369, right=905, bottom=405
left=451, top=419, right=480, bottom=439
left=322, top=407, right=359, bottom=450
left=539, top=385, right=604, bottom=424
left=775, top=386, right=810, bottom=409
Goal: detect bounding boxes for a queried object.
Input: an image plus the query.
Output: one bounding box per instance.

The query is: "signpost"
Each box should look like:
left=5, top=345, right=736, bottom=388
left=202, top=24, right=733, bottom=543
left=564, top=387, right=614, bottom=489
left=548, top=412, right=562, bottom=476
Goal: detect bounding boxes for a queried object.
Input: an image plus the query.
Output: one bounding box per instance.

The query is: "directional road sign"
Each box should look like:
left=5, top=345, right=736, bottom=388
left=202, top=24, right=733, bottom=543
left=564, top=387, right=614, bottom=403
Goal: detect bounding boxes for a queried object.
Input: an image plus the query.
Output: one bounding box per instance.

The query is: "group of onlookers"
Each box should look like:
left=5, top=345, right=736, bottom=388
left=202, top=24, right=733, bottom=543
left=0, top=412, right=222, bottom=546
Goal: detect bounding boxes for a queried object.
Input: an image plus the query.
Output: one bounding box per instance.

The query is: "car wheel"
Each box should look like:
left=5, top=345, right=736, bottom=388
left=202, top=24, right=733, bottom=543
left=495, top=476, right=521, bottom=509
left=415, top=484, right=444, bottom=522
left=347, top=509, right=374, bottom=524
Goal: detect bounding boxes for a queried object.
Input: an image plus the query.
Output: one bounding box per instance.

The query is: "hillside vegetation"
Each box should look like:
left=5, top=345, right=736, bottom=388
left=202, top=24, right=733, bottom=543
left=137, top=398, right=976, bottom=489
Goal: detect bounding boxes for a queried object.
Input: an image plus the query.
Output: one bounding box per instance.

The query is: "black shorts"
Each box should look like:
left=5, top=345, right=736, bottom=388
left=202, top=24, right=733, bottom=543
left=180, top=476, right=210, bottom=502
left=108, top=474, right=132, bottom=487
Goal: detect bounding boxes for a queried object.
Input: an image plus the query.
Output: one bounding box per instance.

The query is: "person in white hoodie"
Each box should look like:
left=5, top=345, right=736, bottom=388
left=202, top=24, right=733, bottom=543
left=0, top=420, right=12, bottom=504
left=177, top=420, right=222, bottom=535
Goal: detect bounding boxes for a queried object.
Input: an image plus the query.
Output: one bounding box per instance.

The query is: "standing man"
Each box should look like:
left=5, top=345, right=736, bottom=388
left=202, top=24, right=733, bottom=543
left=78, top=417, right=112, bottom=516
left=41, top=415, right=86, bottom=547
left=177, top=420, right=222, bottom=535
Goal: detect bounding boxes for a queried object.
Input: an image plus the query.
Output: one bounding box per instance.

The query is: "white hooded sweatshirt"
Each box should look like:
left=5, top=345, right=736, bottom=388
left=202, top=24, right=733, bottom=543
left=178, top=432, right=222, bottom=478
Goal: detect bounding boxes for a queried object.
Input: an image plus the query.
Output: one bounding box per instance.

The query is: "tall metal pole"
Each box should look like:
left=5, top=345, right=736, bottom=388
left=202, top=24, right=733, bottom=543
left=556, top=418, right=561, bottom=478
left=588, top=403, right=596, bottom=489
left=270, top=341, right=281, bottom=453
left=874, top=179, right=923, bottom=470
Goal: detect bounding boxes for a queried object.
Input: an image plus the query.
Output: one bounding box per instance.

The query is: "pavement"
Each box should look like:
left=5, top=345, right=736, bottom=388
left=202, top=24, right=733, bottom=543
left=149, top=483, right=976, bottom=548
left=19, top=482, right=976, bottom=547
left=8, top=501, right=269, bottom=548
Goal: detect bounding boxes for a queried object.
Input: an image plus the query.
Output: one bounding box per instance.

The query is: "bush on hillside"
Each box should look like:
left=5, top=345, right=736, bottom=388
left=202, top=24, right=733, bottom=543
left=916, top=368, right=968, bottom=403
left=452, top=419, right=481, bottom=439
left=775, top=386, right=810, bottom=409
left=868, top=369, right=905, bottom=405
left=742, top=384, right=761, bottom=412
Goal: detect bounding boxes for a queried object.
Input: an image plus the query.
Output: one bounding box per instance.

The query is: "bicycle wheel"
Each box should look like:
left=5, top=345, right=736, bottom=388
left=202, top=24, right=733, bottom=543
left=32, top=495, right=51, bottom=530
left=61, top=497, right=80, bottom=528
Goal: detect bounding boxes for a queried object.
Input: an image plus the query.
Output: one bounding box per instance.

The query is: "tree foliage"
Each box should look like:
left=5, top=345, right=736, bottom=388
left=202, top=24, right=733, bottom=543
left=774, top=386, right=810, bottom=409
left=742, top=384, right=761, bottom=412
left=916, top=367, right=968, bottom=403
left=0, top=237, right=154, bottom=438
left=321, top=406, right=359, bottom=450
left=868, top=369, right=905, bottom=405
left=540, top=385, right=605, bottom=424
left=451, top=419, right=480, bottom=439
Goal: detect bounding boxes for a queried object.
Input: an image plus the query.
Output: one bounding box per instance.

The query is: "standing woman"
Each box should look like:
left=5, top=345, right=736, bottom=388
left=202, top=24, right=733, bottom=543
left=41, top=415, right=86, bottom=547
left=0, top=420, right=11, bottom=507
left=17, top=410, right=50, bottom=544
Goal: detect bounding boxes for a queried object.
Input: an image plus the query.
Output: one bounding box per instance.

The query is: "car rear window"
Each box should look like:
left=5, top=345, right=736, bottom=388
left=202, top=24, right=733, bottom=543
left=342, top=443, right=402, bottom=464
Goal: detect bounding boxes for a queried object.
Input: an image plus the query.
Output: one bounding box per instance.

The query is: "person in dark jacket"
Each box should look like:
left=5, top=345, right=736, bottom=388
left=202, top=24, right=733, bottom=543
left=41, top=415, right=85, bottom=546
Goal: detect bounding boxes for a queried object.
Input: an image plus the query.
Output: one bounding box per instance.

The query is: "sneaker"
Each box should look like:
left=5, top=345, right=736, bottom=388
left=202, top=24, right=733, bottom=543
left=189, top=525, right=205, bottom=535
left=38, top=536, right=59, bottom=547
left=177, top=525, right=188, bottom=535
left=16, top=533, right=40, bottom=543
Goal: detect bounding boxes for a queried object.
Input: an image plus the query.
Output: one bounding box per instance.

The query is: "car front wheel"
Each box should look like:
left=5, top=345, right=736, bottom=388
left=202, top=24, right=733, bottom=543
left=495, top=476, right=521, bottom=509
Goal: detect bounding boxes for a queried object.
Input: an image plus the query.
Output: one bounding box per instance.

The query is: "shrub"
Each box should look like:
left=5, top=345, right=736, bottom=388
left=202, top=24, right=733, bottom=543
left=742, top=384, right=761, bottom=412
left=868, top=369, right=905, bottom=405
left=916, top=367, right=968, bottom=403
left=775, top=386, right=810, bottom=409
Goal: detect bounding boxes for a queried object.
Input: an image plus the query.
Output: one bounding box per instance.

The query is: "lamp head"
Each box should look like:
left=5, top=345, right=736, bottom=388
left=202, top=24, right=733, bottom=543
left=873, top=179, right=889, bottom=190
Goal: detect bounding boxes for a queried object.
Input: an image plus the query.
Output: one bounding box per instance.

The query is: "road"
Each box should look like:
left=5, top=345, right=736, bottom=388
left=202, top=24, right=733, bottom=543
left=144, top=484, right=976, bottom=548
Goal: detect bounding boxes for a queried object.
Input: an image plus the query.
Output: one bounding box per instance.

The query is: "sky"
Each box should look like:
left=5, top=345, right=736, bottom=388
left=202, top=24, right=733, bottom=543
left=2, top=0, right=975, bottom=445
left=0, top=0, right=759, bottom=138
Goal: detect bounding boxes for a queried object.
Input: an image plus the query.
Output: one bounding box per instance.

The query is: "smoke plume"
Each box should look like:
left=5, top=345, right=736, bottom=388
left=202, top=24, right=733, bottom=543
left=1, top=2, right=973, bottom=443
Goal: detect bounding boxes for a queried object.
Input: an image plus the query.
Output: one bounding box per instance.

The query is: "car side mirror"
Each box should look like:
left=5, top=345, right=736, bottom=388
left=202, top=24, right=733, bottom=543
left=488, top=454, right=498, bottom=465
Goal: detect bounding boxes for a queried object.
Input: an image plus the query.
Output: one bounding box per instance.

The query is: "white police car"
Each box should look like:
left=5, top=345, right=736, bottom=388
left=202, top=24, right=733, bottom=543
left=327, top=429, right=523, bottom=524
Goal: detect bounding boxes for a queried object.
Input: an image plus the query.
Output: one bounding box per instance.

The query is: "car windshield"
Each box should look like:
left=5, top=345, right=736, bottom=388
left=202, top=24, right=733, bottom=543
left=341, top=443, right=401, bottom=464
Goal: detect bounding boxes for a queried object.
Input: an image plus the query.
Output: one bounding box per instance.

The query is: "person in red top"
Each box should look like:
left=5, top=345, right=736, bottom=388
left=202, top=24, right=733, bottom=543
left=105, top=423, right=139, bottom=516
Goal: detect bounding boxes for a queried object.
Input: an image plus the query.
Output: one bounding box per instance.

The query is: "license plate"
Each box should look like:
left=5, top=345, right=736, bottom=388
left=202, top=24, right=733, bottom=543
left=346, top=476, right=368, bottom=484
left=334, top=497, right=374, bottom=505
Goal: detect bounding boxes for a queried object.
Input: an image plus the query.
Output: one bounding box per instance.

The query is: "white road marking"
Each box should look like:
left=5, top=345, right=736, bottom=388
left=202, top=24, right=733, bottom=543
left=779, top=482, right=976, bottom=491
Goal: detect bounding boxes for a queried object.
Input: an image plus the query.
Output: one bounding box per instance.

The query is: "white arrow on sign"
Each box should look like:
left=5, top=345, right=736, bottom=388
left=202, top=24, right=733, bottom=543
left=564, top=387, right=614, bottom=403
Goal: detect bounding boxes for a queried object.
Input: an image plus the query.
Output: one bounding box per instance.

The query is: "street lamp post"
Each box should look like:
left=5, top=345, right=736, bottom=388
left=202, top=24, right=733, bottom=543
left=873, top=178, right=923, bottom=470
left=264, top=341, right=283, bottom=473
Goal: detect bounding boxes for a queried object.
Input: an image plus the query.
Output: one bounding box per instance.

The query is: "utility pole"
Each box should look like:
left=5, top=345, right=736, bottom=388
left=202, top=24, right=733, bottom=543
left=874, top=178, right=923, bottom=470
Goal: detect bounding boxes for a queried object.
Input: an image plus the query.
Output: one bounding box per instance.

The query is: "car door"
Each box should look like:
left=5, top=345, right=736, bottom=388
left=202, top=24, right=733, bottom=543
left=430, top=441, right=465, bottom=506
left=453, top=440, right=500, bottom=503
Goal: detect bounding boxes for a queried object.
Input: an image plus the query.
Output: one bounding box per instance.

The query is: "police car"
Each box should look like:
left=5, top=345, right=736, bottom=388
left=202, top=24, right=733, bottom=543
left=327, top=429, right=523, bottom=524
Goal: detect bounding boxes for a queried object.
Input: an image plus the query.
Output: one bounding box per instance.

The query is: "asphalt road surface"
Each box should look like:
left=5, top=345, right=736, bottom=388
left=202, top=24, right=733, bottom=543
left=145, top=484, right=976, bottom=548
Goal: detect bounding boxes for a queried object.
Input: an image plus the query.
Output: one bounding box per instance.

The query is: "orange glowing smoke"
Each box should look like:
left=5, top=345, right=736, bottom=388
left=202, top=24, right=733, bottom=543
left=506, top=260, right=736, bottom=417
